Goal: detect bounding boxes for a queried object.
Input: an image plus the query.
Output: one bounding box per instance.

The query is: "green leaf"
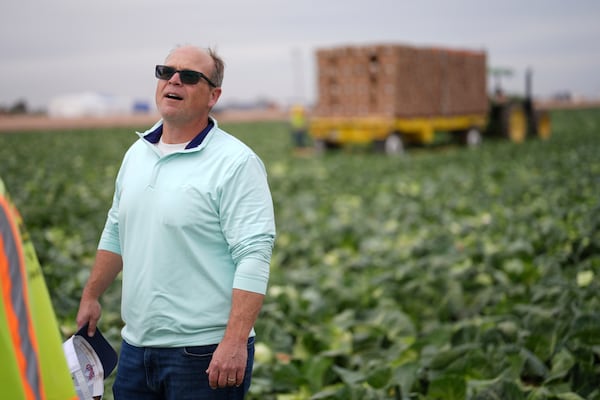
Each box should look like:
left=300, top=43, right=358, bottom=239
left=545, top=348, right=576, bottom=383
left=331, top=366, right=366, bottom=385
left=555, top=393, right=586, bottom=400
left=428, top=374, right=466, bottom=400
left=302, top=356, right=334, bottom=392
left=390, top=362, right=419, bottom=398
left=366, top=365, right=392, bottom=389
left=569, top=314, right=600, bottom=345
left=468, top=378, right=524, bottom=399
left=521, top=348, right=550, bottom=382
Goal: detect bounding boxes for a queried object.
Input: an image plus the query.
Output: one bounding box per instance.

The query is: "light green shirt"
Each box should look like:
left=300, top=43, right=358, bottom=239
left=98, top=118, right=276, bottom=347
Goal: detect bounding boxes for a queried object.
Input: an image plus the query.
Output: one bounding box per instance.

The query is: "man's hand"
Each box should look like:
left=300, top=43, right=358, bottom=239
left=206, top=337, right=248, bottom=388
left=76, top=297, right=102, bottom=337
left=205, top=288, right=264, bottom=389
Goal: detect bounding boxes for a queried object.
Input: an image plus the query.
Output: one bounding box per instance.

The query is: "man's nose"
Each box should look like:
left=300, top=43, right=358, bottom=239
left=168, top=72, right=183, bottom=85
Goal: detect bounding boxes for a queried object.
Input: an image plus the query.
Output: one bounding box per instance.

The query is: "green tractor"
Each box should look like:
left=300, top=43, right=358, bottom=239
left=486, top=67, right=551, bottom=143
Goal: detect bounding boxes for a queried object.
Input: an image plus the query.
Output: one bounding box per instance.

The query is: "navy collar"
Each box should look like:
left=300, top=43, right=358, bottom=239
left=144, top=119, right=215, bottom=150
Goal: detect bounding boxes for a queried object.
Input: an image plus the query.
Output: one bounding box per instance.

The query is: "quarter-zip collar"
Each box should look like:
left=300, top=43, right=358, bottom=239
left=141, top=118, right=215, bottom=150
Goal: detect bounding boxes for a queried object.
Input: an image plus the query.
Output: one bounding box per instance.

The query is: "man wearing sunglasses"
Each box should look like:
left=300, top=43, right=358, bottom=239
left=76, top=45, right=276, bottom=400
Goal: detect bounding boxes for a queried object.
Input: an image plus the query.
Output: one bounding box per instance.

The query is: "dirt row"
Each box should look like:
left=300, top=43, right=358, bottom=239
left=0, top=108, right=288, bottom=133
left=1, top=101, right=598, bottom=133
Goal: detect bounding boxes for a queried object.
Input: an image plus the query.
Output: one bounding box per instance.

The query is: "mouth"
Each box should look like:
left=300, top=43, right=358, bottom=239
left=164, top=93, right=183, bottom=101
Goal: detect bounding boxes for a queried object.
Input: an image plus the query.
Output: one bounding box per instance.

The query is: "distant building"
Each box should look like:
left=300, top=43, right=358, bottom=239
left=48, top=92, right=151, bottom=118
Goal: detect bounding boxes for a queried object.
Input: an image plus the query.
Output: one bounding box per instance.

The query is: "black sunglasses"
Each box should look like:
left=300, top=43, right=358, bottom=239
left=155, top=65, right=217, bottom=87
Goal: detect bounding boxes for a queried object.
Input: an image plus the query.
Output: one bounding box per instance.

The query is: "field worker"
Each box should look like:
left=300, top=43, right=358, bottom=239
left=289, top=103, right=308, bottom=149
left=75, top=45, right=276, bottom=400
left=0, top=177, right=77, bottom=400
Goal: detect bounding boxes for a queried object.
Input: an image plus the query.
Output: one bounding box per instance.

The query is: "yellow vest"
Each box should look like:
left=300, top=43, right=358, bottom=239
left=0, top=178, right=77, bottom=400
left=290, top=105, right=307, bottom=130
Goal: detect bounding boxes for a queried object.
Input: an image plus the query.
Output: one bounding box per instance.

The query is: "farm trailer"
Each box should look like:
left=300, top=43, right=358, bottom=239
left=309, top=44, right=551, bottom=154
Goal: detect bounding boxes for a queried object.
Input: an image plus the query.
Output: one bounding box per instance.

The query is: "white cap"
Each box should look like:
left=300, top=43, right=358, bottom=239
left=62, top=324, right=118, bottom=400
left=63, top=335, right=105, bottom=399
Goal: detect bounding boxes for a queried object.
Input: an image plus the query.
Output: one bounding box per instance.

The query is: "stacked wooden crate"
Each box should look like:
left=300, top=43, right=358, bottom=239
left=314, top=44, right=488, bottom=118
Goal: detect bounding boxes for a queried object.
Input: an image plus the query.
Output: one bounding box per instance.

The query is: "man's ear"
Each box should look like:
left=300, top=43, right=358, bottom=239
left=209, top=87, right=222, bottom=108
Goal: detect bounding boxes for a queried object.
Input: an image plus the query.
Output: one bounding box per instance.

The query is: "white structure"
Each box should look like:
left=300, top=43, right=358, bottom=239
left=48, top=92, right=139, bottom=118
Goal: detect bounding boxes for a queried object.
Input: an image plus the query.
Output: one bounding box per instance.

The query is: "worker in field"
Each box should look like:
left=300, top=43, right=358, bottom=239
left=0, top=177, right=77, bottom=400
left=75, top=45, right=276, bottom=399
left=289, top=103, right=309, bottom=151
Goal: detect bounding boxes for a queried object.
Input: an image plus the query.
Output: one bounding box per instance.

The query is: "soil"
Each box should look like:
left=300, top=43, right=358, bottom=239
left=0, top=108, right=288, bottom=133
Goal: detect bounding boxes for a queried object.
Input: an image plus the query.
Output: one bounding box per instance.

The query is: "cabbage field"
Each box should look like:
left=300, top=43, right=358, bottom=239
left=0, top=109, right=599, bottom=399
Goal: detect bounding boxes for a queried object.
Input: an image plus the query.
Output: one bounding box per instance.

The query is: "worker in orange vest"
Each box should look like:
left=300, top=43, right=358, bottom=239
left=0, top=177, right=77, bottom=400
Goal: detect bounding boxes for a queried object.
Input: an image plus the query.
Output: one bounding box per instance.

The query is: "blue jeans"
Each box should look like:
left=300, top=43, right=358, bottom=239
left=113, top=337, right=255, bottom=400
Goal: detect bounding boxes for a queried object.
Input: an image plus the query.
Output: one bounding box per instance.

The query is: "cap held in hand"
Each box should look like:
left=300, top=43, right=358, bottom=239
left=62, top=323, right=118, bottom=399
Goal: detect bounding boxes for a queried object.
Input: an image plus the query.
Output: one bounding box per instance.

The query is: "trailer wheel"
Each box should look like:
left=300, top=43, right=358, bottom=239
left=314, top=139, right=340, bottom=153
left=383, top=133, right=404, bottom=155
left=460, top=128, right=482, bottom=147
left=314, top=139, right=327, bottom=154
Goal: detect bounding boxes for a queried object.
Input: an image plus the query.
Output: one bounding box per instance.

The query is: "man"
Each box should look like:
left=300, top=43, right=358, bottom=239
left=76, top=45, right=276, bottom=399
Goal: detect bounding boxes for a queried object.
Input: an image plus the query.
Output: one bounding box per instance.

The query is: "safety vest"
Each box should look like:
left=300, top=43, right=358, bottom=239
left=290, top=105, right=307, bottom=130
left=0, top=178, right=77, bottom=400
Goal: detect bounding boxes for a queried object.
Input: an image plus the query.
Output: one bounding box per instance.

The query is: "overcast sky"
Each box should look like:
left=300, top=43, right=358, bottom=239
left=1, top=0, right=599, bottom=111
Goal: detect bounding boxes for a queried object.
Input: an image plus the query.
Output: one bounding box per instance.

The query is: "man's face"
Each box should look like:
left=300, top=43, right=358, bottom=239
left=155, top=47, right=221, bottom=124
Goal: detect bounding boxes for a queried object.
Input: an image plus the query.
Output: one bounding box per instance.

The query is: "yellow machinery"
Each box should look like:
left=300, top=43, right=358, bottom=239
left=309, top=44, right=551, bottom=155
left=310, top=101, right=550, bottom=155
left=310, top=114, right=489, bottom=154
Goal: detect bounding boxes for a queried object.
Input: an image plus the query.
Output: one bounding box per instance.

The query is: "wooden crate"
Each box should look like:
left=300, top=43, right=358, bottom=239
left=314, top=43, right=488, bottom=118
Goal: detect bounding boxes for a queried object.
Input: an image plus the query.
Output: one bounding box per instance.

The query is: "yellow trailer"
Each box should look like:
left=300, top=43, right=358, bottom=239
left=309, top=44, right=551, bottom=154
left=310, top=113, right=488, bottom=154
left=310, top=104, right=549, bottom=155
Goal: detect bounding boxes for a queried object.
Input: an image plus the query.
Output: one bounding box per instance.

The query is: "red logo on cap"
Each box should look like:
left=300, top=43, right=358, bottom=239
left=85, top=363, right=95, bottom=381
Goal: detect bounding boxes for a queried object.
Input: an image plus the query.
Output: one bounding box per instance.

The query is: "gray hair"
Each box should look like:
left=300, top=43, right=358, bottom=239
left=207, top=47, right=225, bottom=87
